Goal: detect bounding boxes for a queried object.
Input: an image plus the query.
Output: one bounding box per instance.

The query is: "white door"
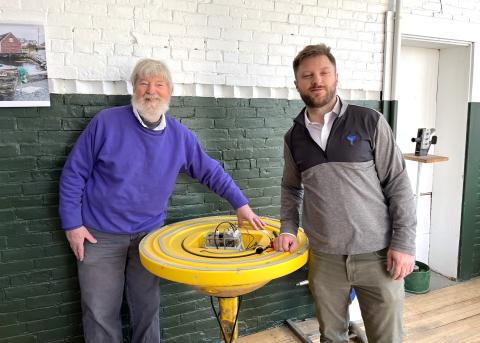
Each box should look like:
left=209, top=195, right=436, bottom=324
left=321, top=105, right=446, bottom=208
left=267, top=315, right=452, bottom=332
left=396, top=43, right=470, bottom=278
left=396, top=46, right=439, bottom=265
left=430, top=45, right=470, bottom=278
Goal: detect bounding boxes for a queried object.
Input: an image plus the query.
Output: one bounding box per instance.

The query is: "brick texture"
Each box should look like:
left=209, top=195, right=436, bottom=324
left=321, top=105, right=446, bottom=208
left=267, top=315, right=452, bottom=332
left=0, top=94, right=381, bottom=342
left=3, top=1, right=480, bottom=99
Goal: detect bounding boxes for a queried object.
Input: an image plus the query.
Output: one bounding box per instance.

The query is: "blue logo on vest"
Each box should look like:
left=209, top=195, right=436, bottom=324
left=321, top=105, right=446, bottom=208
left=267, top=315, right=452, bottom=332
left=346, top=134, right=357, bottom=145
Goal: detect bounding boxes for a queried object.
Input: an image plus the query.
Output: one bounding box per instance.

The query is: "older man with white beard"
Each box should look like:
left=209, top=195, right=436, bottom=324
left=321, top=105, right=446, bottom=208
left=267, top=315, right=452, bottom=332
left=59, top=58, right=264, bottom=343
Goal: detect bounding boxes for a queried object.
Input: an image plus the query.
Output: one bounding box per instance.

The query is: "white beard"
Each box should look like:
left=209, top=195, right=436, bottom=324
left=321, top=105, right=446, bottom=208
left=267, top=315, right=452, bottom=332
left=131, top=95, right=169, bottom=122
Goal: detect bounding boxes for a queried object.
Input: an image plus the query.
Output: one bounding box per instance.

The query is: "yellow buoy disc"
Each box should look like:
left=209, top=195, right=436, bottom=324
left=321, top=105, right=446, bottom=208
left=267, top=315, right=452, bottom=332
left=139, top=216, right=309, bottom=296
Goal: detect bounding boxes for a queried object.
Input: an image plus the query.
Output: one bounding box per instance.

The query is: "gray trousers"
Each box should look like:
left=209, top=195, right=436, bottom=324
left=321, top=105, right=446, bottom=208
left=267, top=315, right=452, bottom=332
left=77, top=229, right=160, bottom=343
left=308, top=248, right=404, bottom=343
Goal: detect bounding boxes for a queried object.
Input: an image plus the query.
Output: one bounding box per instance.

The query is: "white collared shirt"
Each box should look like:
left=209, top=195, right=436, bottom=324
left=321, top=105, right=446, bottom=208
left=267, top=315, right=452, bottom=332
left=132, top=106, right=167, bottom=131
left=304, top=97, right=340, bottom=151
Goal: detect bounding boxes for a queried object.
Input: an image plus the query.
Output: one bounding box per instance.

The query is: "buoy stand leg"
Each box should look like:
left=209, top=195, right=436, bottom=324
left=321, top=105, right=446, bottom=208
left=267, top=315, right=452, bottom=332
left=218, top=296, right=239, bottom=342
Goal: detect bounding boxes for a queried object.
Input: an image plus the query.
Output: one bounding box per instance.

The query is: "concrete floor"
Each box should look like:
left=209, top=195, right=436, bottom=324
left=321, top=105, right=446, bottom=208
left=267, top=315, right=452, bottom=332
left=430, top=270, right=457, bottom=289
left=408, top=269, right=457, bottom=295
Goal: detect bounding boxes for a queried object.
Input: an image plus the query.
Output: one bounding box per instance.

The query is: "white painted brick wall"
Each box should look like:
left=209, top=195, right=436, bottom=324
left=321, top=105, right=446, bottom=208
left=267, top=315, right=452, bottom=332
left=1, top=0, right=479, bottom=99
left=186, top=26, right=220, bottom=39
left=189, top=49, right=206, bottom=61
left=74, top=40, right=94, bottom=54
left=65, top=1, right=107, bottom=16
left=274, top=2, right=302, bottom=14
left=241, top=19, right=271, bottom=32
left=174, top=13, right=208, bottom=26
left=198, top=3, right=230, bottom=16
left=403, top=0, right=480, bottom=22
left=51, top=39, right=74, bottom=53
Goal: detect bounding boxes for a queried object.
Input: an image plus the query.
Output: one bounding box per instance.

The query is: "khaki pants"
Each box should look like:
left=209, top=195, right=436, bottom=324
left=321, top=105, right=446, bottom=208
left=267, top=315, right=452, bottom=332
left=308, top=248, right=404, bottom=343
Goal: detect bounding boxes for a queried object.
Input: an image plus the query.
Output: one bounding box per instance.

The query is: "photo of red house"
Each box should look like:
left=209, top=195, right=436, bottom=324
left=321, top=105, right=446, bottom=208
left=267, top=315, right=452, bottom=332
left=0, top=23, right=49, bottom=106
left=0, top=32, right=22, bottom=54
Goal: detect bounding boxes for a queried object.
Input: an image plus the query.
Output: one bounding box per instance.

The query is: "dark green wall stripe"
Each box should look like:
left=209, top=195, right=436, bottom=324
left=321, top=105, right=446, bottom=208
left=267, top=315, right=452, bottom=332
left=0, top=93, right=386, bottom=342
left=381, top=100, right=398, bottom=135
left=458, top=102, right=480, bottom=281
left=0, top=94, right=315, bottom=343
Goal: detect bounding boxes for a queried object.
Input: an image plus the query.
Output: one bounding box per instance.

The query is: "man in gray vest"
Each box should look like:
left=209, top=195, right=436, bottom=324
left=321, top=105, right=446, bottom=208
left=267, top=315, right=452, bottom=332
left=275, top=44, right=416, bottom=342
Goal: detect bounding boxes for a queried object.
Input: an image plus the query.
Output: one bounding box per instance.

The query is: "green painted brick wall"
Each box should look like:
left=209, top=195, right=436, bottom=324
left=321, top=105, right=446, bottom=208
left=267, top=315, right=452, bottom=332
left=458, top=102, right=480, bottom=281
left=0, top=94, right=381, bottom=343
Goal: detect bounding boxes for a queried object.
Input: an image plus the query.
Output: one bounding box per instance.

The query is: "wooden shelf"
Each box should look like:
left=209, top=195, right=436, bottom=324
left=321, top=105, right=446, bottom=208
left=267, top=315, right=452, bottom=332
left=403, top=153, right=449, bottom=164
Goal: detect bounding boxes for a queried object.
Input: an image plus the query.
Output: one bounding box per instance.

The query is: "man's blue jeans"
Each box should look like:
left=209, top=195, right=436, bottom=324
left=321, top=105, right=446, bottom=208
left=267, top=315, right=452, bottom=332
left=77, top=229, right=160, bottom=343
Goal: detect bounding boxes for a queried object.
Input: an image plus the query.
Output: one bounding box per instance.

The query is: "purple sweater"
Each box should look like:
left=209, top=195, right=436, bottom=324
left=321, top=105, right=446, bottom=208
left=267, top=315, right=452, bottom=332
left=59, top=105, right=248, bottom=234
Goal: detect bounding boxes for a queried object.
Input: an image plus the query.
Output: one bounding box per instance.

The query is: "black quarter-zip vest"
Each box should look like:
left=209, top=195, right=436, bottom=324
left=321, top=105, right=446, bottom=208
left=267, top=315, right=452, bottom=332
left=285, top=103, right=380, bottom=173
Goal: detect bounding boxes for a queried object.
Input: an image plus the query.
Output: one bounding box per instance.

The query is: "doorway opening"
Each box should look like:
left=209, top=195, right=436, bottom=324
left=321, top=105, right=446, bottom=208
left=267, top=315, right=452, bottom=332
left=396, top=38, right=471, bottom=279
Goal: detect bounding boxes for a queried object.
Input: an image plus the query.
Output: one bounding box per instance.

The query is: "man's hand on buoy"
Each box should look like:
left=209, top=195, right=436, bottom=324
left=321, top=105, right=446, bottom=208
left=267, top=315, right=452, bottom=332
left=274, top=233, right=298, bottom=253
left=235, top=204, right=265, bottom=230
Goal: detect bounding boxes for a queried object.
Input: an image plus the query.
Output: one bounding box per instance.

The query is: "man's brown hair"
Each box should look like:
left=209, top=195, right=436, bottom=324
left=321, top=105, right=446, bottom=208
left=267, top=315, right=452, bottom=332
left=293, top=44, right=336, bottom=78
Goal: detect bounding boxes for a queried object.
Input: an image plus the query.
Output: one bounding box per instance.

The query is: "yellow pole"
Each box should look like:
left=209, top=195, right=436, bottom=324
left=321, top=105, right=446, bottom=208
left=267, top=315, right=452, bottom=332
left=218, top=296, right=239, bottom=342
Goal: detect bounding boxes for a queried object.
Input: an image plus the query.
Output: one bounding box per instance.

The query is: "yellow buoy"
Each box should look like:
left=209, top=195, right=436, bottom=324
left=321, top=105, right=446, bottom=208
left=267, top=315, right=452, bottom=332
left=139, top=215, right=309, bottom=342
left=140, top=215, right=308, bottom=296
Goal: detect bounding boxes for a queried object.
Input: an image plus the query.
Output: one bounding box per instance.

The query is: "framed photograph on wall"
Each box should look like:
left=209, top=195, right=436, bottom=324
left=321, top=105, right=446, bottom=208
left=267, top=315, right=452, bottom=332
left=0, top=23, right=50, bottom=107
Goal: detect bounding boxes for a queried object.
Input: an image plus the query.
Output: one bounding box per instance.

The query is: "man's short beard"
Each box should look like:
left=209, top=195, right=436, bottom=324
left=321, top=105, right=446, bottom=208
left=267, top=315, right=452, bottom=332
left=131, top=96, right=169, bottom=119
left=300, top=87, right=336, bottom=109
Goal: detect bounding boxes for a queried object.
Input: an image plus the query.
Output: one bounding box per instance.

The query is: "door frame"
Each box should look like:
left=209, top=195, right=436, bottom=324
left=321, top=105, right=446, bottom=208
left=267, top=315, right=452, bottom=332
left=385, top=13, right=480, bottom=279
left=398, top=14, right=480, bottom=102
